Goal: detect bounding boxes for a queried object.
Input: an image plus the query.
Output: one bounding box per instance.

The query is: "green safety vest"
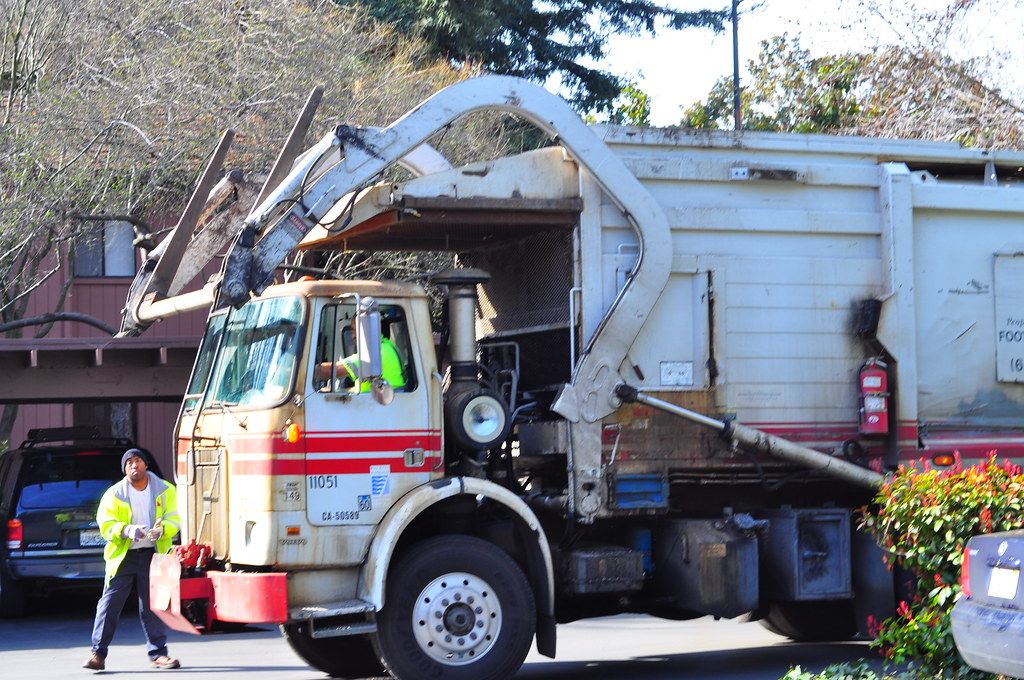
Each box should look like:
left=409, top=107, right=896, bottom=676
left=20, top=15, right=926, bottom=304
left=96, top=473, right=180, bottom=584
left=342, top=337, right=407, bottom=392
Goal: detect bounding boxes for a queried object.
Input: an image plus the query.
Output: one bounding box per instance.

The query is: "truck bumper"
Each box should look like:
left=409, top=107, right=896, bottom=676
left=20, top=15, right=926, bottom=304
left=149, top=553, right=289, bottom=634
left=951, top=596, right=1024, bottom=678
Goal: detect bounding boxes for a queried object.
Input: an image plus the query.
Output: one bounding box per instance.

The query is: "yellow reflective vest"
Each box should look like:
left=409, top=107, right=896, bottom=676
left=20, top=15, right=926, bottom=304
left=342, top=337, right=407, bottom=392
left=96, top=472, right=180, bottom=584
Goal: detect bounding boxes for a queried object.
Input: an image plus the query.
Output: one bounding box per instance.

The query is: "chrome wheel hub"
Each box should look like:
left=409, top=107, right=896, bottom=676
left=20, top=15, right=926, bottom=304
left=411, top=571, right=502, bottom=666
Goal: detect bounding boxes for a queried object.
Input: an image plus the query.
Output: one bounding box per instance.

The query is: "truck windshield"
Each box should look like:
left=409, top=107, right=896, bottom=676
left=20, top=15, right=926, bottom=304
left=190, top=296, right=304, bottom=411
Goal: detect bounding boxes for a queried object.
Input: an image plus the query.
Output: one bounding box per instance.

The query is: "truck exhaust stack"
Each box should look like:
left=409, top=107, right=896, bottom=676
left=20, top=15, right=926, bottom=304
left=432, top=268, right=512, bottom=465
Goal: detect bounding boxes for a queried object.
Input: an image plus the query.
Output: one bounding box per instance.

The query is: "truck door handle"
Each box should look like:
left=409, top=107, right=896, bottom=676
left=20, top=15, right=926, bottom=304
left=404, top=448, right=425, bottom=467
left=185, top=447, right=196, bottom=486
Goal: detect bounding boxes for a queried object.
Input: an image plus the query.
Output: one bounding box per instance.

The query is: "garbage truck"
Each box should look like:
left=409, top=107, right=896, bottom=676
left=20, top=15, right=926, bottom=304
left=121, top=75, right=1024, bottom=679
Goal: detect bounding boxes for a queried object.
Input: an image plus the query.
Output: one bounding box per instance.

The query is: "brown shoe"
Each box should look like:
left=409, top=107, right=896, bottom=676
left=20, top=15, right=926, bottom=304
left=151, top=656, right=180, bottom=670
left=83, top=653, right=105, bottom=671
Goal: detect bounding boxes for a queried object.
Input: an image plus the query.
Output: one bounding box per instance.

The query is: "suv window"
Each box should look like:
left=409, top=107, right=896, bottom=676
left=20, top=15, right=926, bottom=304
left=15, top=453, right=123, bottom=511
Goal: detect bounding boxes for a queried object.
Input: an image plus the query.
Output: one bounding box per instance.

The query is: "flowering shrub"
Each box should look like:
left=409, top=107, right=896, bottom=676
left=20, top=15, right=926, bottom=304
left=781, top=661, right=896, bottom=680
left=860, top=453, right=1024, bottom=678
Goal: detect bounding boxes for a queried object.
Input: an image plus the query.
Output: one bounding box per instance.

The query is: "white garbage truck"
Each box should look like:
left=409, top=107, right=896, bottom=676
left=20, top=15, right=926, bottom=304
left=122, top=76, right=1024, bottom=679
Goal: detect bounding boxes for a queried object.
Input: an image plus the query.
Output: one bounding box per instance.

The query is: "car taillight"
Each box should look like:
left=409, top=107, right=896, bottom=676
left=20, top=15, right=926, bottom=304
left=6, top=519, right=23, bottom=550
left=961, top=545, right=972, bottom=598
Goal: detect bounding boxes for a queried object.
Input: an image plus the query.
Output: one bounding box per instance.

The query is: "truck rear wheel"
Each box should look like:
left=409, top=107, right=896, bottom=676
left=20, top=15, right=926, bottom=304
left=376, top=535, right=535, bottom=680
left=759, top=600, right=857, bottom=642
left=280, top=622, right=384, bottom=679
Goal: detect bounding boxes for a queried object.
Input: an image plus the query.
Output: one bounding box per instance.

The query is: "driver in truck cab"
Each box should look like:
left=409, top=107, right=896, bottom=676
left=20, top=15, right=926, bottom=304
left=312, top=319, right=407, bottom=393
left=341, top=334, right=406, bottom=392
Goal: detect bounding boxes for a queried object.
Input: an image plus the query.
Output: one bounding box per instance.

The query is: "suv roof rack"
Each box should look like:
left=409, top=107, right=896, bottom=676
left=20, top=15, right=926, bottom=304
left=21, top=427, right=133, bottom=449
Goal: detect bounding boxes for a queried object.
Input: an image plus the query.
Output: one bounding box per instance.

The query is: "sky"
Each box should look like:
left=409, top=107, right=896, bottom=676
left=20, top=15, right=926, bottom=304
left=597, top=0, right=1024, bottom=126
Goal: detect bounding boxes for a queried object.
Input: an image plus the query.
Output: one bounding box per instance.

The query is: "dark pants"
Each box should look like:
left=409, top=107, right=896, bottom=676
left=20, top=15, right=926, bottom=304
left=90, top=548, right=168, bottom=660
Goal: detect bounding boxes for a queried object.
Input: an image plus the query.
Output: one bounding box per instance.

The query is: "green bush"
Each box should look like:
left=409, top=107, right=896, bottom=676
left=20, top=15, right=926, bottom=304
left=859, top=453, right=1024, bottom=679
left=781, top=661, right=892, bottom=680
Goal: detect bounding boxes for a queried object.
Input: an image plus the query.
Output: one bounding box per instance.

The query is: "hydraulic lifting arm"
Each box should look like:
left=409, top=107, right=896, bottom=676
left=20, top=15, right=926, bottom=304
left=119, top=76, right=674, bottom=432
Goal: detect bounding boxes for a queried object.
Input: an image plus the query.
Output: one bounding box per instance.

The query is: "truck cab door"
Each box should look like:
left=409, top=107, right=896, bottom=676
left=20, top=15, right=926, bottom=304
left=302, top=300, right=440, bottom=527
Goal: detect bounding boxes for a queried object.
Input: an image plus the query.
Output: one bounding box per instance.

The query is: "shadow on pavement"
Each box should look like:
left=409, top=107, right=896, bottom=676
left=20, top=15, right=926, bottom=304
left=19, top=587, right=100, bottom=617
left=0, top=589, right=277, bottom=654
left=79, top=667, right=310, bottom=675
left=519, top=642, right=879, bottom=679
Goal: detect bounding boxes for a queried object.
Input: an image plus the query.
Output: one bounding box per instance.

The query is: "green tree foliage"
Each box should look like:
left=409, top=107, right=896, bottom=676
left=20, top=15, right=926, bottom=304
left=683, top=34, right=864, bottom=132
left=609, top=83, right=652, bottom=127
left=684, top=31, right=1024, bottom=148
left=338, top=0, right=727, bottom=112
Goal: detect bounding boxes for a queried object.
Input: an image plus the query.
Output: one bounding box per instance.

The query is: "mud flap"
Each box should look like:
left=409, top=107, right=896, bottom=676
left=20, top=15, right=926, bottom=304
left=149, top=552, right=289, bottom=633
left=149, top=552, right=210, bottom=635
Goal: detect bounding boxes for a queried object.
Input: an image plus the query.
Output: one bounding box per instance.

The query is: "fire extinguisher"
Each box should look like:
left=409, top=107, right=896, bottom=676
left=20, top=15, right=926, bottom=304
left=858, top=357, right=889, bottom=436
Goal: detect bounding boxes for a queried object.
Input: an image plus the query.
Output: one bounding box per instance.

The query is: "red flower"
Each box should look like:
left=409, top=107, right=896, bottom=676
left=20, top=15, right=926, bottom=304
left=896, top=600, right=912, bottom=620
left=980, top=506, right=993, bottom=533
left=866, top=614, right=883, bottom=637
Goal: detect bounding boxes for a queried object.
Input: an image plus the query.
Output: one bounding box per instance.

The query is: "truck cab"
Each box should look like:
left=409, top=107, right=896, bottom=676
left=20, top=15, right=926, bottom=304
left=176, top=280, right=441, bottom=578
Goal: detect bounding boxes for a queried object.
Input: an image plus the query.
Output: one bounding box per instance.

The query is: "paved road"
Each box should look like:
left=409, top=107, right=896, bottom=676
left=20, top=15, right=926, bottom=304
left=0, top=593, right=877, bottom=679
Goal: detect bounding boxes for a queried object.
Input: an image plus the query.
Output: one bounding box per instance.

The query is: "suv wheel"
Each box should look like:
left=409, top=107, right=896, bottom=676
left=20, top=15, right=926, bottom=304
left=0, top=567, right=26, bottom=617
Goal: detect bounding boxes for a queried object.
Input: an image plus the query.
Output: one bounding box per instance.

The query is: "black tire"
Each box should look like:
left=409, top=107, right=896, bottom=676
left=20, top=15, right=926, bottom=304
left=281, top=622, right=384, bottom=679
left=0, top=567, right=26, bottom=618
left=376, top=535, right=535, bottom=680
left=759, top=600, right=857, bottom=642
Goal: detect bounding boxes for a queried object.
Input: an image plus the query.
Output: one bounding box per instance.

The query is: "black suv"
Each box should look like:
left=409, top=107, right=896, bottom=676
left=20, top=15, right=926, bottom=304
left=0, top=427, right=159, bottom=617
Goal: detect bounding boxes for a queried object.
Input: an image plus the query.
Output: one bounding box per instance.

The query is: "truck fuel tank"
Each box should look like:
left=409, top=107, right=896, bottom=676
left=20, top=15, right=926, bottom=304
left=654, top=516, right=763, bottom=619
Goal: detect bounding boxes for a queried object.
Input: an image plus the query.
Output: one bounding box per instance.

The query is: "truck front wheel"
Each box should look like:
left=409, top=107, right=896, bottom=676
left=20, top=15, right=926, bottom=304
left=376, top=534, right=536, bottom=680
left=280, top=623, right=384, bottom=679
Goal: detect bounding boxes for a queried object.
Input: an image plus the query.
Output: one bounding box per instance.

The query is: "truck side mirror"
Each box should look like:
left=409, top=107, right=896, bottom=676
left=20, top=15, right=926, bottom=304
left=370, top=378, right=395, bottom=406
left=355, top=296, right=383, bottom=384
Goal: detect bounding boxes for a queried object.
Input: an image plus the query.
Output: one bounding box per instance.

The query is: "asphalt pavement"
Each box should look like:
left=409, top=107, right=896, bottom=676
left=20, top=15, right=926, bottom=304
left=0, top=591, right=879, bottom=680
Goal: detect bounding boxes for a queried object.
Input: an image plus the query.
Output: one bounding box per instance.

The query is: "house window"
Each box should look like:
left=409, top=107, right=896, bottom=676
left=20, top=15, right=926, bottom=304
left=73, top=402, right=135, bottom=440
left=74, top=222, right=135, bottom=277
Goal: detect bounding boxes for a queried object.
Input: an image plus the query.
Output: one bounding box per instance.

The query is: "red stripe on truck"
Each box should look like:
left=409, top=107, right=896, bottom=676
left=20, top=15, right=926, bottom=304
left=230, top=459, right=306, bottom=476
left=229, top=455, right=437, bottom=476
left=305, top=434, right=441, bottom=453
left=305, top=456, right=435, bottom=474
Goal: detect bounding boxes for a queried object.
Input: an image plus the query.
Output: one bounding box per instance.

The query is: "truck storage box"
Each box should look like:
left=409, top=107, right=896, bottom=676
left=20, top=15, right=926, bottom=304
left=558, top=547, right=644, bottom=595
left=654, top=519, right=759, bottom=618
left=758, top=508, right=852, bottom=601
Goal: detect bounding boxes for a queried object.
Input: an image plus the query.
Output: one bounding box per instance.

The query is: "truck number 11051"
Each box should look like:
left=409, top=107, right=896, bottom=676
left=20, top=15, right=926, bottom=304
left=308, top=474, right=338, bottom=489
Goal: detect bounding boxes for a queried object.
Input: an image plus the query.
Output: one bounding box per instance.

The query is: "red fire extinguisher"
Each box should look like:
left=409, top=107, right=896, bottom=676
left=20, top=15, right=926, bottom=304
left=858, top=358, right=889, bottom=436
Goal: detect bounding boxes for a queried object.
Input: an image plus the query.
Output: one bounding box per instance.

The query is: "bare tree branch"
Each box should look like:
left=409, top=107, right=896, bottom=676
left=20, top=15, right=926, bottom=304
left=0, top=311, right=115, bottom=335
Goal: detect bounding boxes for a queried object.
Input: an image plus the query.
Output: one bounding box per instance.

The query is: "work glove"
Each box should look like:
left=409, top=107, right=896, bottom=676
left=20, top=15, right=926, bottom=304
left=123, top=524, right=147, bottom=541
left=147, top=522, right=163, bottom=541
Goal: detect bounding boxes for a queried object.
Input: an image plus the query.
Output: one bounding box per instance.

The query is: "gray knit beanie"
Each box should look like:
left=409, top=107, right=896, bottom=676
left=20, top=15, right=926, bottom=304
left=121, top=448, right=148, bottom=473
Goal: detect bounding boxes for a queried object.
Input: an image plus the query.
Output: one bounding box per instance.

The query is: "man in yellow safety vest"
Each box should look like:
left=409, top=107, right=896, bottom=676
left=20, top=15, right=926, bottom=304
left=83, top=449, right=181, bottom=672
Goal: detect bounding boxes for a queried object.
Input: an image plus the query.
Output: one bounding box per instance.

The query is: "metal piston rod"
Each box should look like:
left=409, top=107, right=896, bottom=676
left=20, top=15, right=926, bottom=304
left=614, top=385, right=884, bottom=490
